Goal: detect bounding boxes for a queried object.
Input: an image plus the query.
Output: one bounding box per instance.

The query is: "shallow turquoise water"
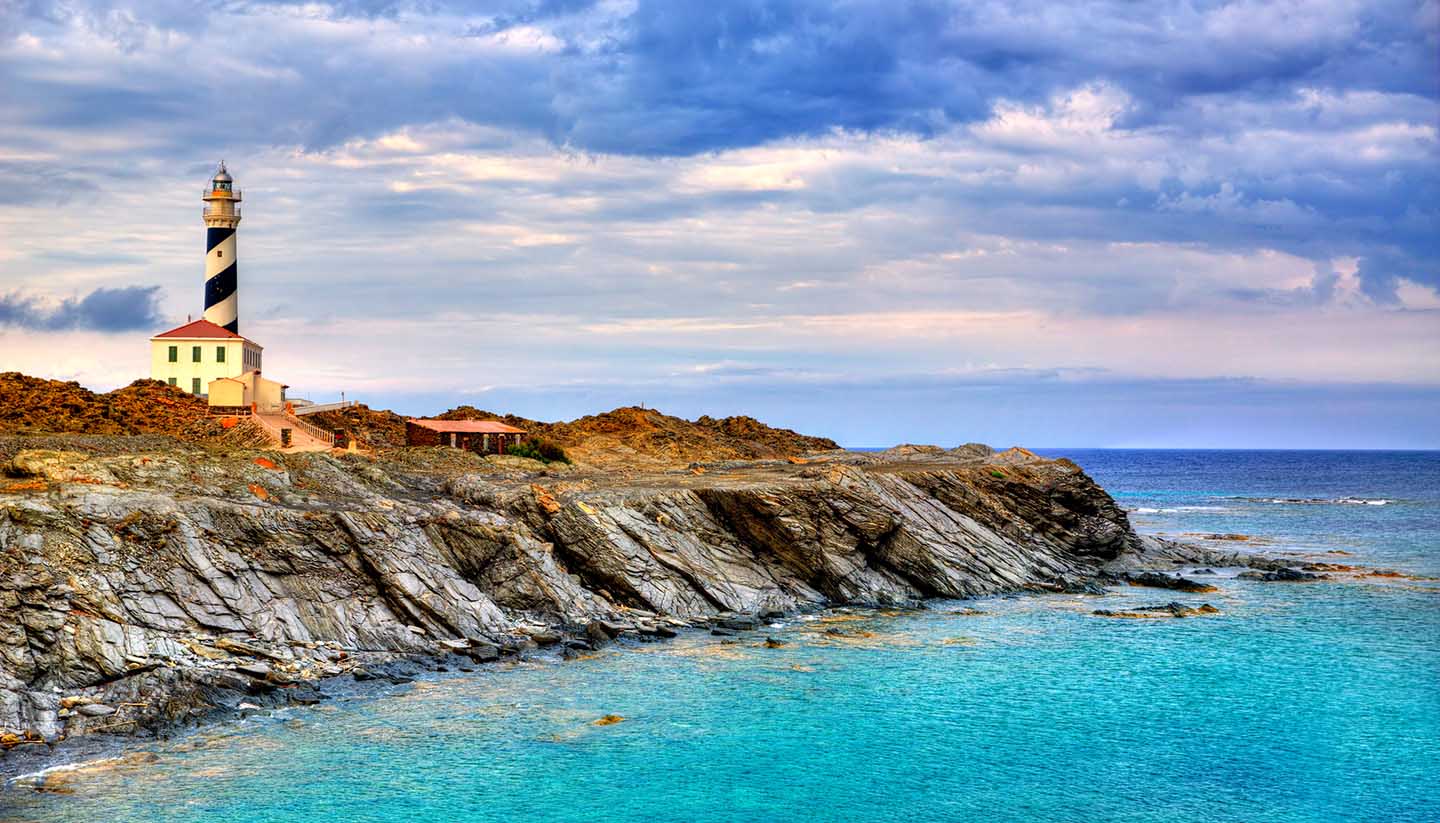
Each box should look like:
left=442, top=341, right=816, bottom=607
left=4, top=451, right=1438, bottom=822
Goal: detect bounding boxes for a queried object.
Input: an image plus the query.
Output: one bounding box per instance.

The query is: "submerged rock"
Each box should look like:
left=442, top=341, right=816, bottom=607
left=1239, top=568, right=1325, bottom=582
left=1121, top=571, right=1219, bottom=593
left=1093, top=602, right=1221, bottom=619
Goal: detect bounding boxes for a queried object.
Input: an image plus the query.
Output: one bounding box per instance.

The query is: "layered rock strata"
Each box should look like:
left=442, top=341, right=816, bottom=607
left=2, top=443, right=1141, bottom=767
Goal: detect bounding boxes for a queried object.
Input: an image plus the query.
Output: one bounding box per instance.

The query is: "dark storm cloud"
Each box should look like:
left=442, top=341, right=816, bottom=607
left=0, top=286, right=164, bottom=331
left=556, top=1, right=979, bottom=154
left=2, top=1, right=1429, bottom=155
left=1356, top=249, right=1439, bottom=302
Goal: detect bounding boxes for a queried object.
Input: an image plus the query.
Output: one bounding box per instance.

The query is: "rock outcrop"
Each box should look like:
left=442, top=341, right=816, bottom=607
left=308, top=403, right=839, bottom=467
left=1, top=441, right=1141, bottom=770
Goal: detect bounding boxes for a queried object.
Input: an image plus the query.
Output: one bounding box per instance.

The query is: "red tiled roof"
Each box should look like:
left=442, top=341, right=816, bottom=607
left=407, top=419, right=527, bottom=434
left=151, top=319, right=246, bottom=340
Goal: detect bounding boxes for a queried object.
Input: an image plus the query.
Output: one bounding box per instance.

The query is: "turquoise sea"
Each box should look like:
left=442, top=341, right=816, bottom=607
left=4, top=450, right=1438, bottom=822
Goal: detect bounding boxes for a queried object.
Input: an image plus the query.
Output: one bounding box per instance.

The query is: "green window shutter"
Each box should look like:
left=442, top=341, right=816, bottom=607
left=192, top=346, right=202, bottom=362
left=216, top=346, right=226, bottom=363
left=167, top=377, right=176, bottom=386
left=168, top=345, right=177, bottom=363
left=192, top=378, right=201, bottom=394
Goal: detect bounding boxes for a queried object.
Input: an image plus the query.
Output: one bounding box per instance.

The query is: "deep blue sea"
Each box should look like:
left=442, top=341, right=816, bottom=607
left=4, top=450, right=1438, bottom=822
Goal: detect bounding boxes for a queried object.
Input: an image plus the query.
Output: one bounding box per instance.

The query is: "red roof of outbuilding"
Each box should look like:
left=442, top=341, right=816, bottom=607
left=151, top=319, right=247, bottom=340
left=407, top=419, right=528, bottom=434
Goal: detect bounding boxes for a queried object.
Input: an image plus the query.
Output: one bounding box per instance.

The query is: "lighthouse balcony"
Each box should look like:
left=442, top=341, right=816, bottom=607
left=202, top=205, right=242, bottom=219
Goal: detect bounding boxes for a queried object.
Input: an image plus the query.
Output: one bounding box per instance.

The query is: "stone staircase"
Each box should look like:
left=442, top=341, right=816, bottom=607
left=252, top=412, right=334, bottom=452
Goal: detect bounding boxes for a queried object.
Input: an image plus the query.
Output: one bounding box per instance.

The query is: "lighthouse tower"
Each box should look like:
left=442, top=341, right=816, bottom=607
left=201, top=163, right=242, bottom=333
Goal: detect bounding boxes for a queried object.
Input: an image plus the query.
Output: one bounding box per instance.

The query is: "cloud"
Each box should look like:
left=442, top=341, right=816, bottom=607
left=1354, top=248, right=1439, bottom=302
left=0, top=285, right=164, bottom=331
left=4, top=1, right=1434, bottom=157
left=0, top=1, right=1436, bottom=445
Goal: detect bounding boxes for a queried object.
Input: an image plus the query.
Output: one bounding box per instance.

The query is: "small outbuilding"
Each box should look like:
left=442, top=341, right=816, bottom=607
left=206, top=369, right=288, bottom=414
left=405, top=419, right=527, bottom=455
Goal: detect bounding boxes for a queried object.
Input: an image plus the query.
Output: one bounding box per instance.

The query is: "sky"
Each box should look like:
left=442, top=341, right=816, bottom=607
left=0, top=0, right=1437, bottom=448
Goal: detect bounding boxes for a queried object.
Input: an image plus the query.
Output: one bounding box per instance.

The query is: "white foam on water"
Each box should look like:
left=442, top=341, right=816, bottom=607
left=1127, top=505, right=1230, bottom=514
left=1229, top=496, right=1393, bottom=506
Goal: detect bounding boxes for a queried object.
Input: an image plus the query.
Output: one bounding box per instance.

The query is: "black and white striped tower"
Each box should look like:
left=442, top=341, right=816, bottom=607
left=201, top=162, right=242, bottom=333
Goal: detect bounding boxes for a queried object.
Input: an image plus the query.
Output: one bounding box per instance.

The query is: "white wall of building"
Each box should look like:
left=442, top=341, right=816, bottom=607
left=149, top=338, right=262, bottom=395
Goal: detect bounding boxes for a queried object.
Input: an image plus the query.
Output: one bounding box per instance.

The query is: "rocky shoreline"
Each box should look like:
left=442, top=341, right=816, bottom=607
left=0, top=439, right=1324, bottom=781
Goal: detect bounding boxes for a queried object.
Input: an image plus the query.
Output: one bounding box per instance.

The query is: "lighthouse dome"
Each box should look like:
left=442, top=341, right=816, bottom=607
left=213, top=166, right=233, bottom=183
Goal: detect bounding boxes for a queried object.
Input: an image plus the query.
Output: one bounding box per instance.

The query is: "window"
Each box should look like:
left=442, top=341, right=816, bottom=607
left=216, top=346, right=226, bottom=363
left=191, top=378, right=201, bottom=394
left=192, top=346, right=202, bottom=363
left=168, top=345, right=178, bottom=363
left=167, top=377, right=176, bottom=387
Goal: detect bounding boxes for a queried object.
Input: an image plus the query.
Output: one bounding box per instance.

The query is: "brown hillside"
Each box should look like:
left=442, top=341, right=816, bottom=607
left=0, top=372, right=224, bottom=439
left=312, top=402, right=838, bottom=468
left=305, top=405, right=409, bottom=449
left=435, top=404, right=838, bottom=468
left=2, top=373, right=838, bottom=467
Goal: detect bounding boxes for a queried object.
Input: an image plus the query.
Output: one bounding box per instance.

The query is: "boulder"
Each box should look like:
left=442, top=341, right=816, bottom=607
left=1239, top=568, right=1324, bottom=582
left=1093, top=602, right=1221, bottom=619
left=715, top=616, right=759, bottom=631
left=234, top=662, right=272, bottom=679
left=215, top=638, right=289, bottom=662
left=1122, top=571, right=1219, bottom=593
left=586, top=620, right=630, bottom=645
left=464, top=644, right=500, bottom=663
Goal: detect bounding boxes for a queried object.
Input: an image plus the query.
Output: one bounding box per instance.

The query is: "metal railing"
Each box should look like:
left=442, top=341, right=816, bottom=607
left=291, top=400, right=359, bottom=416
left=284, top=412, right=336, bottom=446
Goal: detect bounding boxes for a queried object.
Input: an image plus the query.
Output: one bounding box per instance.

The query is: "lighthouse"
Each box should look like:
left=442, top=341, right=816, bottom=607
left=201, top=162, right=242, bottom=333
left=148, top=162, right=293, bottom=413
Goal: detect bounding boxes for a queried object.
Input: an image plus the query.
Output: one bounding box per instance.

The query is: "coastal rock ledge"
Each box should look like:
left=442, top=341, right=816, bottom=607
left=2, top=443, right=1142, bottom=763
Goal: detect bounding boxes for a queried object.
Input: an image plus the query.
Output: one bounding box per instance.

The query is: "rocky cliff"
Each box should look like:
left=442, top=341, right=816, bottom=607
left=0, top=440, right=1141, bottom=770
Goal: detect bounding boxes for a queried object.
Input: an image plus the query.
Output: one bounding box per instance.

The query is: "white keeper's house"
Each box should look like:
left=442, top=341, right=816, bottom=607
left=148, top=319, right=271, bottom=395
